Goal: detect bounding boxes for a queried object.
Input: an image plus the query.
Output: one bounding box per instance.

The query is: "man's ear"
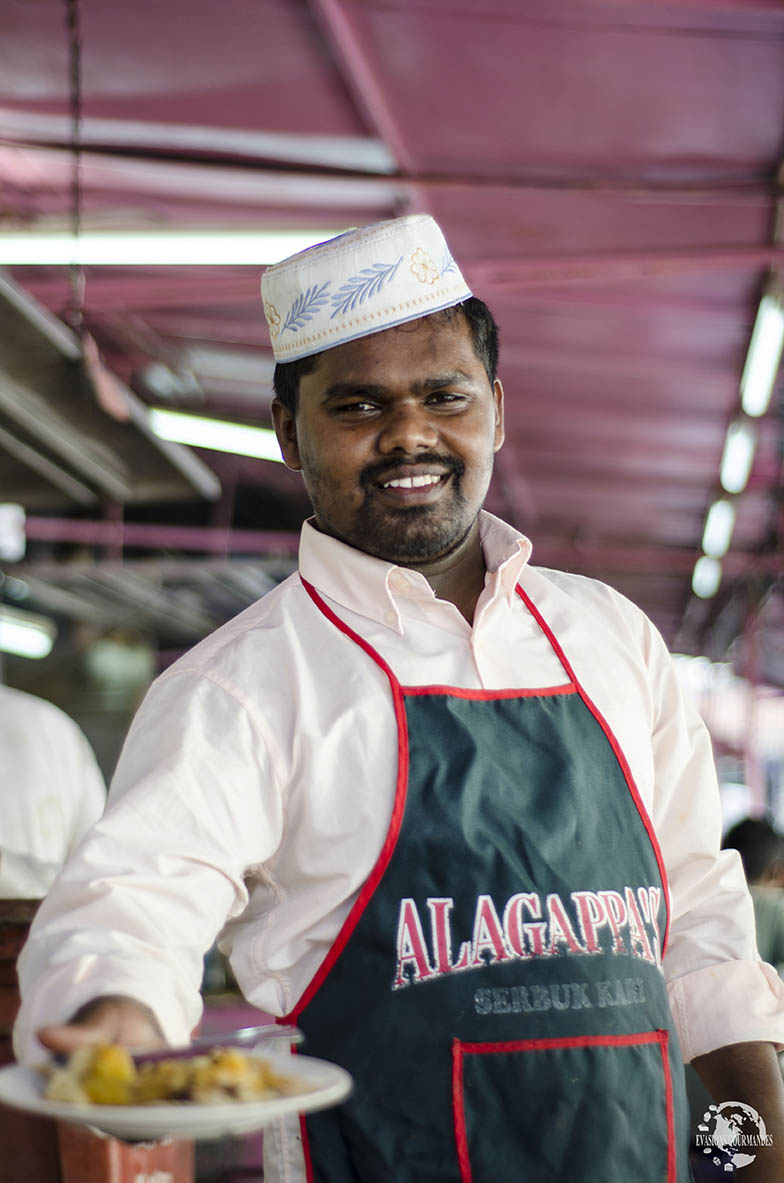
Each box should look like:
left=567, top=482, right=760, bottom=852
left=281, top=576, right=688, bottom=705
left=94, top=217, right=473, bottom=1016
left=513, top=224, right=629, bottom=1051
left=271, top=399, right=302, bottom=471
left=492, top=378, right=505, bottom=453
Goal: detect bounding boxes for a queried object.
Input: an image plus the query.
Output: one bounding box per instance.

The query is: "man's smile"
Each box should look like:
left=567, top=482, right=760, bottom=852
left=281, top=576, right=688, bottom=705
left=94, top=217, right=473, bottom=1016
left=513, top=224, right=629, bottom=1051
left=381, top=473, right=442, bottom=489
left=371, top=464, right=453, bottom=504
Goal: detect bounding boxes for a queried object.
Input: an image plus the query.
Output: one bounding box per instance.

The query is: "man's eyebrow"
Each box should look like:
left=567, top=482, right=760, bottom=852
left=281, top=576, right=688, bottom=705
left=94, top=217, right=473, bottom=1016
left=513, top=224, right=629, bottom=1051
left=420, top=372, right=475, bottom=391
left=321, top=382, right=388, bottom=403
left=321, top=372, right=477, bottom=402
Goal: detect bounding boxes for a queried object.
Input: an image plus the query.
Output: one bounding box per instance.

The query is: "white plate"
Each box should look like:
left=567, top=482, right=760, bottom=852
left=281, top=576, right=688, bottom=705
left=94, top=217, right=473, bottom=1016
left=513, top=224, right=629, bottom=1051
left=0, top=1053, right=352, bottom=1141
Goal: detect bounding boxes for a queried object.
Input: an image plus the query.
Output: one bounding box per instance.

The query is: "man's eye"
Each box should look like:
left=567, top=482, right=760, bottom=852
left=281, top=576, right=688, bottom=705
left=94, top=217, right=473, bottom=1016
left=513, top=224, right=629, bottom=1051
left=427, top=391, right=465, bottom=406
left=333, top=400, right=378, bottom=415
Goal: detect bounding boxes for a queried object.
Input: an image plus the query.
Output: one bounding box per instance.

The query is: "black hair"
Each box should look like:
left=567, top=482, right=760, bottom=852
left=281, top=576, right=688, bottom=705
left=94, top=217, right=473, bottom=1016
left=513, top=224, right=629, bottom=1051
left=272, top=296, right=499, bottom=416
left=723, top=817, right=783, bottom=883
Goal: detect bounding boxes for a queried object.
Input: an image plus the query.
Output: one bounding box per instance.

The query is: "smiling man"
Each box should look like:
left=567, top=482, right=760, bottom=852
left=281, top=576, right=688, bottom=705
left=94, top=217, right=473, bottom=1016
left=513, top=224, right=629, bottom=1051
left=272, top=302, right=504, bottom=620
left=14, top=216, right=784, bottom=1182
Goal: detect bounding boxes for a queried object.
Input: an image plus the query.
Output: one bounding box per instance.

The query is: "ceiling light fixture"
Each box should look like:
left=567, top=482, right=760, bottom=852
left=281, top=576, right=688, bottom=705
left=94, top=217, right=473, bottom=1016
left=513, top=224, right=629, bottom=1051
left=691, top=555, right=722, bottom=600
left=0, top=229, right=341, bottom=267
left=719, top=419, right=757, bottom=495
left=0, top=605, right=56, bottom=659
left=740, top=293, right=784, bottom=418
left=700, top=498, right=736, bottom=559
left=147, top=408, right=284, bottom=463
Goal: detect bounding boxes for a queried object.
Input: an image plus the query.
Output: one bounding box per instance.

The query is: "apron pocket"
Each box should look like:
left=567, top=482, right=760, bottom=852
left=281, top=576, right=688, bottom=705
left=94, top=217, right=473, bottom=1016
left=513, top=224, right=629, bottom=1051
left=452, top=1031, right=677, bottom=1183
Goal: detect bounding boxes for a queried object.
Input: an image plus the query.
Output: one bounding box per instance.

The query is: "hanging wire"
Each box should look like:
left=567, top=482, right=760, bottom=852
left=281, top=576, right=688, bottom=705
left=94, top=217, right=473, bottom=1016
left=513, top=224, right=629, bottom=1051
left=63, top=0, right=85, bottom=334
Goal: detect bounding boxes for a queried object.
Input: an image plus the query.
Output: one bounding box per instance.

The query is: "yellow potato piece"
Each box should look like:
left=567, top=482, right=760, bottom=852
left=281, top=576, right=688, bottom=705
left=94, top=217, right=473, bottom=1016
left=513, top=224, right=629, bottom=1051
left=88, top=1043, right=136, bottom=1083
left=82, top=1074, right=135, bottom=1105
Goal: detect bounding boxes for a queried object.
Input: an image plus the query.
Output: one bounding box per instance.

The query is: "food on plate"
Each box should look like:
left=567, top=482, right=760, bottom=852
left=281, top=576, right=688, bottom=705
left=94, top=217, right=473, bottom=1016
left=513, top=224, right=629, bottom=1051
left=44, top=1042, right=304, bottom=1106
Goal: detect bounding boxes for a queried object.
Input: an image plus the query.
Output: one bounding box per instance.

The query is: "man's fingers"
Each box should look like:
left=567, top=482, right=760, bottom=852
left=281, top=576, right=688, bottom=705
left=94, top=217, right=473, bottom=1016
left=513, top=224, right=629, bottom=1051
left=36, top=996, right=166, bottom=1056
left=37, top=1024, right=104, bottom=1053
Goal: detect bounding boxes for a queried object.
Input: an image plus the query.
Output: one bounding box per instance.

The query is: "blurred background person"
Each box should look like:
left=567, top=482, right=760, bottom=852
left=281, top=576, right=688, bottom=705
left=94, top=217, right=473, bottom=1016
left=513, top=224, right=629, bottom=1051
left=724, top=817, right=784, bottom=978
left=0, top=683, right=106, bottom=899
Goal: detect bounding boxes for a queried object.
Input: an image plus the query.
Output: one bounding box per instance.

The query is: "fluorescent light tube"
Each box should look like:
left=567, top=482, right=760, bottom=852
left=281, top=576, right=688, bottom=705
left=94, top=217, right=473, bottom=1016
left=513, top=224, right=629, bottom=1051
left=701, top=499, right=736, bottom=559
left=147, top=408, right=284, bottom=462
left=692, top=555, right=722, bottom=600
left=720, top=420, right=756, bottom=495
left=740, top=294, right=784, bottom=418
left=0, top=229, right=341, bottom=267
left=0, top=606, right=56, bottom=659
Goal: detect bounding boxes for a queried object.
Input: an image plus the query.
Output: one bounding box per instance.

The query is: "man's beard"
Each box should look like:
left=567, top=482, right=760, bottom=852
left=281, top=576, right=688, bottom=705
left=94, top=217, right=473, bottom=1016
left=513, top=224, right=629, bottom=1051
left=311, top=452, right=478, bottom=566
left=346, top=491, right=473, bottom=565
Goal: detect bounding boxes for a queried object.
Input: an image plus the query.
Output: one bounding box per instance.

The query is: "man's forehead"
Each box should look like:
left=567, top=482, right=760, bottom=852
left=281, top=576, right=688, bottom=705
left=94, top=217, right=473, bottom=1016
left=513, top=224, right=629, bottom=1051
left=302, top=314, right=476, bottom=386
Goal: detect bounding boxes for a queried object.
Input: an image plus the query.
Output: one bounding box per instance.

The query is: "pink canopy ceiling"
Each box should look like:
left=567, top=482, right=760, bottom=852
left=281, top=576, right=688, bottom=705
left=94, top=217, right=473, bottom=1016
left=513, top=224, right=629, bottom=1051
left=0, top=0, right=782, bottom=672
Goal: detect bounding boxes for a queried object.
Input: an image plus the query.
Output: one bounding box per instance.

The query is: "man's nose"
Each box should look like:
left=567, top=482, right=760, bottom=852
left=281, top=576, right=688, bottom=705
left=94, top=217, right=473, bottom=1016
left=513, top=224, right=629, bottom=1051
left=377, top=401, right=438, bottom=453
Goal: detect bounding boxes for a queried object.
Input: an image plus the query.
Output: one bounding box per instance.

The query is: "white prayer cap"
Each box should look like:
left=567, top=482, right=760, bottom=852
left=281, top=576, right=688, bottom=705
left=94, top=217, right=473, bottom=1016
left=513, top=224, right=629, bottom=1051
left=261, top=214, right=472, bottom=363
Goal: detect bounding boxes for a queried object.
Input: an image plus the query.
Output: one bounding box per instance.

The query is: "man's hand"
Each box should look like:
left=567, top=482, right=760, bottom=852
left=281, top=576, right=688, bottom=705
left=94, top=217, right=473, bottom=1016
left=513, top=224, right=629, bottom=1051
left=693, top=1040, right=784, bottom=1183
left=37, top=994, right=166, bottom=1056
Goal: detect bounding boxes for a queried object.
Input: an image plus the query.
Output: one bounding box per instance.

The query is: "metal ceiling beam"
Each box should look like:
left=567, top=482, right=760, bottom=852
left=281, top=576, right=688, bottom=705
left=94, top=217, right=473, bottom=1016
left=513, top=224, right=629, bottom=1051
left=18, top=515, right=781, bottom=576
left=469, top=245, right=784, bottom=288
left=8, top=557, right=296, bottom=582
left=6, top=573, right=123, bottom=627
left=307, top=0, right=410, bottom=172
left=0, top=109, right=397, bottom=174
left=14, top=275, right=261, bottom=314
left=0, top=422, right=97, bottom=505
left=84, top=568, right=218, bottom=638
left=3, top=141, right=777, bottom=204
left=16, top=245, right=782, bottom=319
left=23, top=516, right=300, bottom=556
left=0, top=270, right=222, bottom=503
left=0, top=270, right=80, bottom=360
left=0, top=370, right=136, bottom=501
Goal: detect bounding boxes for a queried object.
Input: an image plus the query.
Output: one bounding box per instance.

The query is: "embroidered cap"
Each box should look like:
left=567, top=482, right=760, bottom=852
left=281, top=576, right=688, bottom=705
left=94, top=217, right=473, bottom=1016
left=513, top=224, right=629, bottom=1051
left=261, top=215, right=472, bottom=362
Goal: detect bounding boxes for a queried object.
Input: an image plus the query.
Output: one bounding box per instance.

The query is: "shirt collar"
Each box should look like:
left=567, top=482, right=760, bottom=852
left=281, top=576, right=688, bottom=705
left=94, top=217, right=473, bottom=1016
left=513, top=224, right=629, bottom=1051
left=298, top=511, right=533, bottom=632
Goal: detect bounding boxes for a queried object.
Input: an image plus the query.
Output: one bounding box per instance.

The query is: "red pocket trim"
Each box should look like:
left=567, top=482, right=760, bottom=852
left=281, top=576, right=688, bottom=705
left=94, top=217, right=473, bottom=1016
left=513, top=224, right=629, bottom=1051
left=452, top=1029, right=675, bottom=1183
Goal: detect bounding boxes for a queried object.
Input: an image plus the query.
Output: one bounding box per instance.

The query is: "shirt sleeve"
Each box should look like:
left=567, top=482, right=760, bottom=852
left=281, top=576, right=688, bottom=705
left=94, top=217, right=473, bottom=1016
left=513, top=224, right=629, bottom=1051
left=13, top=666, right=285, bottom=1066
left=637, top=612, right=784, bottom=1061
left=63, top=723, right=108, bottom=853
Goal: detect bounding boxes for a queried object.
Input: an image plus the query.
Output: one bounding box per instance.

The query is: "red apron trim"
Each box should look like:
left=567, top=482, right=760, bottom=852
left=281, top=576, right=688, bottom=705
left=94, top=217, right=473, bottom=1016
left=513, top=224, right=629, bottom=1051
left=452, top=1035, right=471, bottom=1182
left=288, top=580, right=410, bottom=1021
left=659, top=1029, right=677, bottom=1183
left=401, top=683, right=576, bottom=699
left=299, top=1112, right=315, bottom=1183
left=514, top=585, right=672, bottom=956
left=452, top=1029, right=674, bottom=1183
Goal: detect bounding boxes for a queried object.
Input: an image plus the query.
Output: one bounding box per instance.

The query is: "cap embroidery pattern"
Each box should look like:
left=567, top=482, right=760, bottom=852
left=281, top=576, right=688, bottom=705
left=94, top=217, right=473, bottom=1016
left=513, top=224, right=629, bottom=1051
left=410, top=247, right=439, bottom=285
left=264, top=303, right=281, bottom=338
left=282, top=282, right=331, bottom=335
left=329, top=255, right=403, bottom=319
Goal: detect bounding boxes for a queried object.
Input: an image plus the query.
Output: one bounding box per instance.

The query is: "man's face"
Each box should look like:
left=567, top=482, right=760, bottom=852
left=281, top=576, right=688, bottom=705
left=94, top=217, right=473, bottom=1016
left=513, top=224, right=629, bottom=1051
left=272, top=313, right=504, bottom=567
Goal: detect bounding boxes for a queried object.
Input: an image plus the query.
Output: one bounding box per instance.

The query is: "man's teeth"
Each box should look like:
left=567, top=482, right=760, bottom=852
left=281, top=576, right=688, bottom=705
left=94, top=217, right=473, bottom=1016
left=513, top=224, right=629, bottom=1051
left=382, top=474, right=442, bottom=489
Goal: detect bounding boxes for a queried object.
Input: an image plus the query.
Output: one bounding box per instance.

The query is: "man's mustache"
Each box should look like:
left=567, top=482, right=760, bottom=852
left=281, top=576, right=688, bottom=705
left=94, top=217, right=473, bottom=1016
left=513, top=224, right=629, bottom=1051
left=360, top=453, right=464, bottom=490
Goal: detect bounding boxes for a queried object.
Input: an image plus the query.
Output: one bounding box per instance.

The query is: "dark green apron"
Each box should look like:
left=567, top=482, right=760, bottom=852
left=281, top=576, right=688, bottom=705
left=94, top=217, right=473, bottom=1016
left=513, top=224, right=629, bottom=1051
left=285, top=580, right=691, bottom=1182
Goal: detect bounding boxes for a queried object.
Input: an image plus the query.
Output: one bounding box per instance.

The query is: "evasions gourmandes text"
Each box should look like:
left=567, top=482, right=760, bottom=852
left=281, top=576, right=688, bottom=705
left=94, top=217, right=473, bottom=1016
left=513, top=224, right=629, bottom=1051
left=393, top=887, right=664, bottom=989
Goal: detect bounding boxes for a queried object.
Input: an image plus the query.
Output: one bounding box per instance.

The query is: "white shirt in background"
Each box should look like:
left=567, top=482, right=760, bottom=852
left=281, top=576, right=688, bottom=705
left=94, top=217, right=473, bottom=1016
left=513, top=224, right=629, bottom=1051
left=0, top=685, right=106, bottom=898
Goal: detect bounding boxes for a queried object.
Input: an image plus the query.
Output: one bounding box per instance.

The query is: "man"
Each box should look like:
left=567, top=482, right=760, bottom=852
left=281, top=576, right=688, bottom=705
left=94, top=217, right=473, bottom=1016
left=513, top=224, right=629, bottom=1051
left=14, top=216, right=784, bottom=1181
